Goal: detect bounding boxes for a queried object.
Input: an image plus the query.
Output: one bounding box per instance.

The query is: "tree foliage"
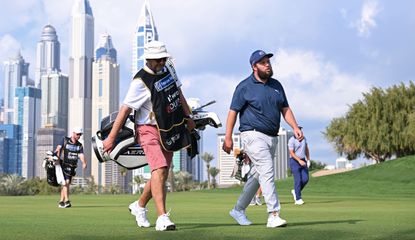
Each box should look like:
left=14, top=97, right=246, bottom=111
left=324, top=82, right=415, bottom=163
left=174, top=171, right=193, bottom=192
left=209, top=167, right=220, bottom=188
left=201, top=152, right=214, bottom=189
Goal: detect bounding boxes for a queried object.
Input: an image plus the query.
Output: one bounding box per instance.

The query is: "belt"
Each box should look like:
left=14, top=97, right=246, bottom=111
left=242, top=129, right=278, bottom=137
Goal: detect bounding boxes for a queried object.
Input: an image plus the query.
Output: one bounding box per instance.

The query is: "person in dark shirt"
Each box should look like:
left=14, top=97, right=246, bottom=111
left=55, top=127, right=87, bottom=208
left=223, top=49, right=303, bottom=228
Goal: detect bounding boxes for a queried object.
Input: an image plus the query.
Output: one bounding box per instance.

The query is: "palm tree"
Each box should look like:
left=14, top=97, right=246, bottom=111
left=174, top=171, right=193, bottom=191
left=119, top=166, right=128, bottom=193
left=201, top=152, right=214, bottom=189
left=0, top=174, right=25, bottom=195
left=209, top=167, right=220, bottom=188
left=168, top=164, right=175, bottom=192
left=133, top=175, right=144, bottom=194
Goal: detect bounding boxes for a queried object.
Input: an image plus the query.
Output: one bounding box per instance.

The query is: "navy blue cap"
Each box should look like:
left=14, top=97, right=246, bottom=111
left=249, top=50, right=273, bottom=66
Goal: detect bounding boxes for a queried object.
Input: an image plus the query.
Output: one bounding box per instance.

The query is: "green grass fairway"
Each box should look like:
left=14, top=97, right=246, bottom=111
left=1, top=156, right=414, bottom=240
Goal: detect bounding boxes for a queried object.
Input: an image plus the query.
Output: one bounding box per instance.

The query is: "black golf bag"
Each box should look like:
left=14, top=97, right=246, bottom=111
left=43, top=151, right=65, bottom=187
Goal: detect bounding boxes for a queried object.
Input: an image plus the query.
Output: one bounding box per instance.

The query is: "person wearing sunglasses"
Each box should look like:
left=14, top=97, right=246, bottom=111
left=103, top=40, right=195, bottom=231
left=55, top=126, right=87, bottom=208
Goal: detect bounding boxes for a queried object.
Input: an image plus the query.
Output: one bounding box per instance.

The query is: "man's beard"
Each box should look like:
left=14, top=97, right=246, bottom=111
left=258, top=68, right=273, bottom=80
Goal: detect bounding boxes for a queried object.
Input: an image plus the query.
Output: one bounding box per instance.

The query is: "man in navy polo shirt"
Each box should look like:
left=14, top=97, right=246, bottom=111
left=223, top=49, right=303, bottom=228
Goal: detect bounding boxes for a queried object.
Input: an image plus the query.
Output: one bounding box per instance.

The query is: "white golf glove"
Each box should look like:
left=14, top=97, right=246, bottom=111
left=306, top=160, right=311, bottom=168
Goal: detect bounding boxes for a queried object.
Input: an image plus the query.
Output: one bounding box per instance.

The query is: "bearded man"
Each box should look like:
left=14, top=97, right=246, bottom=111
left=222, top=49, right=303, bottom=228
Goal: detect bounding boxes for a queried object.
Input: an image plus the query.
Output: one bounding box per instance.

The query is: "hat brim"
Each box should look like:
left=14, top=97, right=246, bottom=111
left=252, top=53, right=274, bottom=66
left=144, top=52, right=171, bottom=60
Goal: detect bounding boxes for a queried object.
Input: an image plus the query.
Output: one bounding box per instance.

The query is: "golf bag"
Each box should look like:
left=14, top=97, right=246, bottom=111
left=231, top=149, right=251, bottom=182
left=92, top=101, right=222, bottom=170
left=42, top=151, right=65, bottom=187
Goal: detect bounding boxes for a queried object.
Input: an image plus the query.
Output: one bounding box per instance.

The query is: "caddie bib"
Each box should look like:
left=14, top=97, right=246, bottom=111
left=134, top=69, right=191, bottom=152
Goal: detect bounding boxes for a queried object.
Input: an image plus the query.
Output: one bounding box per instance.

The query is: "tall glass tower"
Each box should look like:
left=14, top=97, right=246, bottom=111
left=132, top=0, right=159, bottom=76
left=91, top=33, right=129, bottom=192
left=37, top=24, right=68, bottom=131
left=69, top=0, right=94, bottom=177
left=131, top=0, right=160, bottom=190
left=14, top=87, right=41, bottom=179
left=3, top=52, right=30, bottom=124
left=35, top=24, right=61, bottom=88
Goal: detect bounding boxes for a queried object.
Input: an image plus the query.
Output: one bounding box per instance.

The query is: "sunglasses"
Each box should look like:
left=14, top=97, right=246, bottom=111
left=76, top=133, right=83, bottom=136
left=154, top=57, right=167, bottom=63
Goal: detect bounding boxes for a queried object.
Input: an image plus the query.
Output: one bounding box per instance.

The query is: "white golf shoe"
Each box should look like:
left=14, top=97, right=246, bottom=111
left=229, top=208, right=252, bottom=226
left=295, top=199, right=305, bottom=205
left=267, top=213, right=287, bottom=228
left=155, top=212, right=176, bottom=231
left=128, top=201, right=150, bottom=228
left=291, top=189, right=296, bottom=202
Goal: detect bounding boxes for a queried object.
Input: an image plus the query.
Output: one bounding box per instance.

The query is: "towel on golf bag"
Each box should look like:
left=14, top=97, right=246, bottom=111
left=43, top=153, right=65, bottom=187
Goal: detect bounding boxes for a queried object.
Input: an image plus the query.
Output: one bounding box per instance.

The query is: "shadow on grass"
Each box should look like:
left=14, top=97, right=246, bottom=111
left=289, top=219, right=363, bottom=227
left=69, top=204, right=126, bottom=208
left=279, top=200, right=344, bottom=204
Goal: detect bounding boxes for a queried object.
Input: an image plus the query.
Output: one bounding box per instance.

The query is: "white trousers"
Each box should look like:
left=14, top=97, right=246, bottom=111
left=235, top=131, right=281, bottom=213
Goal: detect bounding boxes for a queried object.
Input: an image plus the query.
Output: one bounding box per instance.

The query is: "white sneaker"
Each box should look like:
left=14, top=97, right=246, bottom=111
left=267, top=214, right=287, bottom=228
left=155, top=212, right=176, bottom=231
left=249, top=198, right=256, bottom=206
left=295, top=199, right=305, bottom=205
left=255, top=196, right=263, bottom=206
left=291, top=189, right=296, bottom=202
left=229, top=208, right=252, bottom=225
left=128, top=201, right=150, bottom=228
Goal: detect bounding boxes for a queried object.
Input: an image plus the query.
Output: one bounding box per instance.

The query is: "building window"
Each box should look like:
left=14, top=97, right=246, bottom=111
left=137, top=36, right=144, bottom=46
left=137, top=48, right=144, bottom=58
left=98, top=79, right=103, bottom=97
left=137, top=60, right=144, bottom=69
left=98, top=108, right=102, bottom=128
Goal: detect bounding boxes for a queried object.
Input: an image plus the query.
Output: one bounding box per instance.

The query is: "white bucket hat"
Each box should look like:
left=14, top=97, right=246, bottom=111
left=73, top=126, right=83, bottom=134
left=143, top=41, right=171, bottom=59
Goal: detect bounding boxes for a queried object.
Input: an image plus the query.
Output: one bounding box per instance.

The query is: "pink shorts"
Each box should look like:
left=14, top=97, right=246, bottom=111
left=136, top=125, right=173, bottom=171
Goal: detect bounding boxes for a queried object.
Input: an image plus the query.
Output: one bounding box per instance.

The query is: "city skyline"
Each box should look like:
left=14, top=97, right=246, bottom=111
left=1, top=0, right=414, bottom=166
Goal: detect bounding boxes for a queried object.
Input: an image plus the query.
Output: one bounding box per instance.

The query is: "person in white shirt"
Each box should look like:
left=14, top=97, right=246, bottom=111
left=103, top=41, right=195, bottom=231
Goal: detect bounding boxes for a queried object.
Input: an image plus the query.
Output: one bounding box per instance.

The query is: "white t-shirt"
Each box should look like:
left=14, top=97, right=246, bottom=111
left=122, top=65, right=182, bottom=125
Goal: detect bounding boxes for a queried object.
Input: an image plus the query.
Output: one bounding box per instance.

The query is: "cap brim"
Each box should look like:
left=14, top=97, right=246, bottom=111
left=144, top=52, right=171, bottom=60
left=252, top=53, right=274, bottom=66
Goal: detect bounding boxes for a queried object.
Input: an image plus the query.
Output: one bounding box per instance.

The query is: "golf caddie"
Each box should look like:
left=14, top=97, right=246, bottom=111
left=102, top=40, right=195, bottom=231
left=55, top=127, right=87, bottom=208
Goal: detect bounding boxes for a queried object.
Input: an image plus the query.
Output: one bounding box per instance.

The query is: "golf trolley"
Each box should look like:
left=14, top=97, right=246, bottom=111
left=92, top=101, right=221, bottom=170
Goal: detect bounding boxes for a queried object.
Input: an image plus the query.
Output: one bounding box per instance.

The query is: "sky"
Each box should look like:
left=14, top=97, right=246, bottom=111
left=1, top=0, right=414, bottom=167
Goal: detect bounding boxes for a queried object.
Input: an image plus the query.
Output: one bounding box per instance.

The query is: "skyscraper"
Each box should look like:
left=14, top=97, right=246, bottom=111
left=0, top=124, right=21, bottom=175
left=3, top=52, right=30, bottom=124
left=40, top=72, right=68, bottom=130
left=13, top=87, right=41, bottom=179
left=69, top=0, right=94, bottom=177
left=132, top=0, right=158, bottom=76
left=91, top=33, right=128, bottom=192
left=131, top=0, right=159, bottom=181
left=35, top=24, right=61, bottom=88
